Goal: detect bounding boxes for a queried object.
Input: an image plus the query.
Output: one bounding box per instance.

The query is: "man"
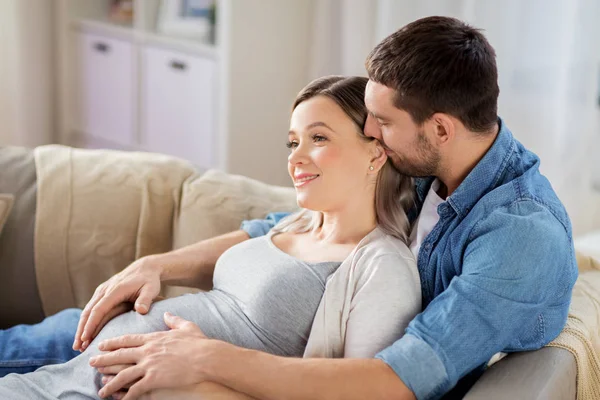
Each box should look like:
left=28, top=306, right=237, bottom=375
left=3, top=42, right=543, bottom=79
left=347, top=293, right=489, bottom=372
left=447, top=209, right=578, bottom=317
left=78, top=16, right=577, bottom=399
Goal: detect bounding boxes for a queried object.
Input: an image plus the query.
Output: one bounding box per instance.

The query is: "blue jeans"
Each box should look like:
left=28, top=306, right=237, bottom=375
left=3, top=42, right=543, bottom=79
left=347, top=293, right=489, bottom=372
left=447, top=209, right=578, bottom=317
left=0, top=308, right=81, bottom=377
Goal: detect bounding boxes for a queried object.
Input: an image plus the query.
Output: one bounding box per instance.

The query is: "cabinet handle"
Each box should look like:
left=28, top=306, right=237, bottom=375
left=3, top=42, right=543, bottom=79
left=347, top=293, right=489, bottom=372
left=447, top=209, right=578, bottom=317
left=170, top=61, right=187, bottom=71
left=93, top=42, right=110, bottom=53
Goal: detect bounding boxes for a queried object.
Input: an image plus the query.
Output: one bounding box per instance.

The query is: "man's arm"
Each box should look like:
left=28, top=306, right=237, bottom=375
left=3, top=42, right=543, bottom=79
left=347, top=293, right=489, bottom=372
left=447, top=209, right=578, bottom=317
left=204, top=343, right=415, bottom=400
left=239, top=212, right=290, bottom=239
left=375, top=202, right=577, bottom=398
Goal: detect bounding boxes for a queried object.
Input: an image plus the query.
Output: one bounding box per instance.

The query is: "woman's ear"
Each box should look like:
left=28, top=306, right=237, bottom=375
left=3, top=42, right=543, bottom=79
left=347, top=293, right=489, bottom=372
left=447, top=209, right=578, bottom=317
left=368, top=141, right=387, bottom=174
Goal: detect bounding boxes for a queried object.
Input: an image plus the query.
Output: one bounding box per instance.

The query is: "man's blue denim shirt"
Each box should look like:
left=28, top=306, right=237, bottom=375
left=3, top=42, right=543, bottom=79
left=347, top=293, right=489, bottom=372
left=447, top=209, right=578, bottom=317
left=240, top=119, right=578, bottom=399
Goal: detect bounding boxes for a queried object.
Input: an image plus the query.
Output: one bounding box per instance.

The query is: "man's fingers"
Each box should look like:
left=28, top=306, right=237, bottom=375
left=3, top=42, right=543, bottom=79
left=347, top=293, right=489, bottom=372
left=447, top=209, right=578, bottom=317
left=98, top=334, right=149, bottom=352
left=90, top=347, right=140, bottom=368
left=98, top=364, right=134, bottom=375
left=99, top=366, right=144, bottom=398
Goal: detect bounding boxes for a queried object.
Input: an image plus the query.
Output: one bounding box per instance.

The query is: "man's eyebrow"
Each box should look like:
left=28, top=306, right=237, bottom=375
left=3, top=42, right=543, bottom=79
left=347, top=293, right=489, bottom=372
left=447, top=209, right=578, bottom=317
left=369, top=111, right=387, bottom=121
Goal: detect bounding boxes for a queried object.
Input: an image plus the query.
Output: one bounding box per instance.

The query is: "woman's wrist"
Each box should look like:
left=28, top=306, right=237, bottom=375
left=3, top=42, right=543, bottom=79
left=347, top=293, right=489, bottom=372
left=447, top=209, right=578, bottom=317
left=140, top=253, right=172, bottom=282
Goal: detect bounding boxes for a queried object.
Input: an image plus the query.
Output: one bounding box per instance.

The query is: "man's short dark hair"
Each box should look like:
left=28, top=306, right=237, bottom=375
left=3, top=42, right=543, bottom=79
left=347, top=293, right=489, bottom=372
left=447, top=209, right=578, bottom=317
left=366, top=16, right=499, bottom=133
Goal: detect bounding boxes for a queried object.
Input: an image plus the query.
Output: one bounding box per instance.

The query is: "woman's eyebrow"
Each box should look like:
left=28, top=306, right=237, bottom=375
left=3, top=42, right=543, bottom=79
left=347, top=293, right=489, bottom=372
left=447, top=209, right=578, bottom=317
left=289, top=121, right=335, bottom=135
left=305, top=121, right=334, bottom=131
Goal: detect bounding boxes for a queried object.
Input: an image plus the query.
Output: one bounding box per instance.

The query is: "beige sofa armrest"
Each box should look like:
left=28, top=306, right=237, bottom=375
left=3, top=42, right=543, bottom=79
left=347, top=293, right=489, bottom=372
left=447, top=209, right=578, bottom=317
left=464, top=347, right=576, bottom=400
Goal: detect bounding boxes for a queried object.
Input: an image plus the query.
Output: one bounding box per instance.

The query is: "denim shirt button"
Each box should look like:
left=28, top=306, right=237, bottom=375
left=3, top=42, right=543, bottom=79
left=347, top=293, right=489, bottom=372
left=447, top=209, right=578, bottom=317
left=438, top=204, right=448, bottom=216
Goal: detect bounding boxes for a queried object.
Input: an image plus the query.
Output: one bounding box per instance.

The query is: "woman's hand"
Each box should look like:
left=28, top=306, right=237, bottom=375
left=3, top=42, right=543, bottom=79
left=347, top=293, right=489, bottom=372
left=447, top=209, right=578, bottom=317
left=90, top=313, right=215, bottom=400
left=73, top=256, right=164, bottom=351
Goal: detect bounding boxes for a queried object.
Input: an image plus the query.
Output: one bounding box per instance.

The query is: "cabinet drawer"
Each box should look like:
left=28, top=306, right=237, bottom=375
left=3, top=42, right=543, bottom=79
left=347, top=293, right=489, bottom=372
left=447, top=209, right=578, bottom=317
left=77, top=32, right=135, bottom=147
left=141, top=46, right=216, bottom=167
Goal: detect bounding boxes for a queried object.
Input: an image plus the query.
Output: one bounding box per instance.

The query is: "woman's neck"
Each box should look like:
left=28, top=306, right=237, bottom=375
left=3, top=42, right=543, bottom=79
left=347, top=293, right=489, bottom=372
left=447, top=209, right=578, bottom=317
left=310, top=199, right=377, bottom=245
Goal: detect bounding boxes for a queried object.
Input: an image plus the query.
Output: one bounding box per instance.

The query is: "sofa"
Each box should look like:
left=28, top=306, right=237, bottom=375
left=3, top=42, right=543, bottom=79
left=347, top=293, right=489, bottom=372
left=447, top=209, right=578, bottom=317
left=0, top=145, right=592, bottom=399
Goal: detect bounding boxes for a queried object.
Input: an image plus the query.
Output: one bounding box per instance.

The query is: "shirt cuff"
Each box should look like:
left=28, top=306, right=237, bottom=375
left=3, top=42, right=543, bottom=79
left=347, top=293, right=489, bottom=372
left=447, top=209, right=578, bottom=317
left=375, top=334, right=449, bottom=400
left=240, top=219, right=272, bottom=239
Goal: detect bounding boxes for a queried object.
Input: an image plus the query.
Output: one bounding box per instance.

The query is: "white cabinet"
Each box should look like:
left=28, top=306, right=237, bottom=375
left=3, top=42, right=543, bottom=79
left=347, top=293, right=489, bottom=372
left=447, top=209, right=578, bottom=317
left=142, top=46, right=216, bottom=168
left=58, top=0, right=312, bottom=186
left=78, top=32, right=135, bottom=147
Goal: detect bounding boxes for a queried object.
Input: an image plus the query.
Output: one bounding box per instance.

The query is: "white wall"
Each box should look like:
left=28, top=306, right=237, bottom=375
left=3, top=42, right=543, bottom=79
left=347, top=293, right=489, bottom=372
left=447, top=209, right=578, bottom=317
left=0, top=0, right=19, bottom=145
left=0, top=0, right=55, bottom=147
left=310, top=0, right=600, bottom=236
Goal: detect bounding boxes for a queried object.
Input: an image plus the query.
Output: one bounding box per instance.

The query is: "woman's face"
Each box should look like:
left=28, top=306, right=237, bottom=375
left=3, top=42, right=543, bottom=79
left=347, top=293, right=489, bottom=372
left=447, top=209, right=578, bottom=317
left=287, top=96, right=383, bottom=211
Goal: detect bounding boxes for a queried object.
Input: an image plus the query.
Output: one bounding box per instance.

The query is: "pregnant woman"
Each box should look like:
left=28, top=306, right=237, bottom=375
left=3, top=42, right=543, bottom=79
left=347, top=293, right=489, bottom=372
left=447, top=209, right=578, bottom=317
left=0, top=75, right=420, bottom=399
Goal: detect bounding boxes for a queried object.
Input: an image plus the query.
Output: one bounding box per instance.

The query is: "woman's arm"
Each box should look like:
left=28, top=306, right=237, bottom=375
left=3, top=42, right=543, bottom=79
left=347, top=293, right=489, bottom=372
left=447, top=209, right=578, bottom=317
left=343, top=253, right=421, bottom=358
left=158, top=230, right=250, bottom=290
left=74, top=230, right=250, bottom=350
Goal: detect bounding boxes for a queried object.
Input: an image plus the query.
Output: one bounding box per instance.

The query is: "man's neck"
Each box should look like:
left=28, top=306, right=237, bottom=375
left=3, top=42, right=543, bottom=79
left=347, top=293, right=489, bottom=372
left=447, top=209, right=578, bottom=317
left=437, top=124, right=500, bottom=197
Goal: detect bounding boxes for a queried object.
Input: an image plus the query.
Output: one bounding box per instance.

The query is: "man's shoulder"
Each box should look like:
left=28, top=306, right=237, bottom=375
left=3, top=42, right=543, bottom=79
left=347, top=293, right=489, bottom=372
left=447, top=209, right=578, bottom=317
left=472, top=142, right=571, bottom=235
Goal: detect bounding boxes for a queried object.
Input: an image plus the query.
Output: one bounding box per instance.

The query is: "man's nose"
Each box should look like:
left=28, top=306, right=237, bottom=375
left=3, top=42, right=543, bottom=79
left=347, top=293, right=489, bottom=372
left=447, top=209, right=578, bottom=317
left=364, top=115, right=382, bottom=140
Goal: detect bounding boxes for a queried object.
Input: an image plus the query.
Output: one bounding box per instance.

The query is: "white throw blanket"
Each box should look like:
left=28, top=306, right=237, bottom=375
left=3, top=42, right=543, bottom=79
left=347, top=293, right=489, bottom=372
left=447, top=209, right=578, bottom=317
left=547, top=251, right=600, bottom=400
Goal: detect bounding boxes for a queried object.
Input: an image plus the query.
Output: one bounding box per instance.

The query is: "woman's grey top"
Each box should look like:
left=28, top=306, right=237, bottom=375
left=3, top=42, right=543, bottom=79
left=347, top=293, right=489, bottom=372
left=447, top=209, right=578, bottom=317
left=0, top=234, right=341, bottom=399
left=191, top=232, right=341, bottom=356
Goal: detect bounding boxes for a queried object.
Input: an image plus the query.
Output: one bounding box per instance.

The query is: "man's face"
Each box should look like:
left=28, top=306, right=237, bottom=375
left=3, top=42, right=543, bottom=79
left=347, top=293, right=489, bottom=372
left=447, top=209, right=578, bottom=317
left=364, top=80, right=440, bottom=177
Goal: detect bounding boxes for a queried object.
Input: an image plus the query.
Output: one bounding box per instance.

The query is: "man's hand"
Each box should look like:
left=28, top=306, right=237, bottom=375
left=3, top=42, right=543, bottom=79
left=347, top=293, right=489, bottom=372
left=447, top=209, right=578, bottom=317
left=73, top=256, right=164, bottom=351
left=91, top=313, right=213, bottom=400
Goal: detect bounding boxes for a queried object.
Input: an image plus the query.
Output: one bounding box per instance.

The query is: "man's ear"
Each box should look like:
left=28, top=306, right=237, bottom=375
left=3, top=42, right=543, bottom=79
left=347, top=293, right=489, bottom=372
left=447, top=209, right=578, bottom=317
left=431, top=113, right=455, bottom=145
left=368, top=141, right=387, bottom=174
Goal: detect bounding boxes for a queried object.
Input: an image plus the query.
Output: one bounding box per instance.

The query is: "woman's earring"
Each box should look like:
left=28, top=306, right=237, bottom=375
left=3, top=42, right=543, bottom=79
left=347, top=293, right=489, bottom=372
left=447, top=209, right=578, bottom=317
left=369, top=165, right=375, bottom=171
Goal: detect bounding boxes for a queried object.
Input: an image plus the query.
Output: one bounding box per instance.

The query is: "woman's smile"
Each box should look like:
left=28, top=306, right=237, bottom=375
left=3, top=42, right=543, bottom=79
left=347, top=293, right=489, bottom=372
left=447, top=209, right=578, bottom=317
left=294, top=173, right=320, bottom=187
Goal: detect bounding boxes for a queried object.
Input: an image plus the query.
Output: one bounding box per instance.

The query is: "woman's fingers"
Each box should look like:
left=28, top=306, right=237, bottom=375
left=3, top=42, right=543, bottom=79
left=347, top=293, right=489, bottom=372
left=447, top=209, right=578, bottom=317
left=101, top=374, right=134, bottom=389
left=121, top=376, right=155, bottom=400
left=90, top=303, right=134, bottom=345
left=73, top=285, right=106, bottom=350
left=99, top=366, right=145, bottom=398
left=101, top=376, right=134, bottom=400
left=82, top=287, right=131, bottom=344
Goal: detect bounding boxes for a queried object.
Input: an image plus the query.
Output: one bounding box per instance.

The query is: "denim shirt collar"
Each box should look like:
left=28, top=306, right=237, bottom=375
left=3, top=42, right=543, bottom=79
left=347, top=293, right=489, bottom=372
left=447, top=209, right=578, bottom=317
left=414, top=118, right=515, bottom=218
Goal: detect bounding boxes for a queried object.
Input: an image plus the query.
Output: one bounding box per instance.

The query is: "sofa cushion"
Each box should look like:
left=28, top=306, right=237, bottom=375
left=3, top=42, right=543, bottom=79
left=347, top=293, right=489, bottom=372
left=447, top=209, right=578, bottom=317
left=164, top=169, right=297, bottom=297
left=173, top=169, right=297, bottom=249
left=0, top=194, right=14, bottom=236
left=0, top=146, right=45, bottom=327
left=34, top=145, right=198, bottom=314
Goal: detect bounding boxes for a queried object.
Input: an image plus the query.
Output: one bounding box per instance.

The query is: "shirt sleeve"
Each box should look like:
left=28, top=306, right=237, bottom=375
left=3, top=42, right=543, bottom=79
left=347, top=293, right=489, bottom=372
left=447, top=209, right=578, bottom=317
left=240, top=212, right=292, bottom=238
left=344, top=253, right=421, bottom=359
left=375, top=200, right=577, bottom=399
